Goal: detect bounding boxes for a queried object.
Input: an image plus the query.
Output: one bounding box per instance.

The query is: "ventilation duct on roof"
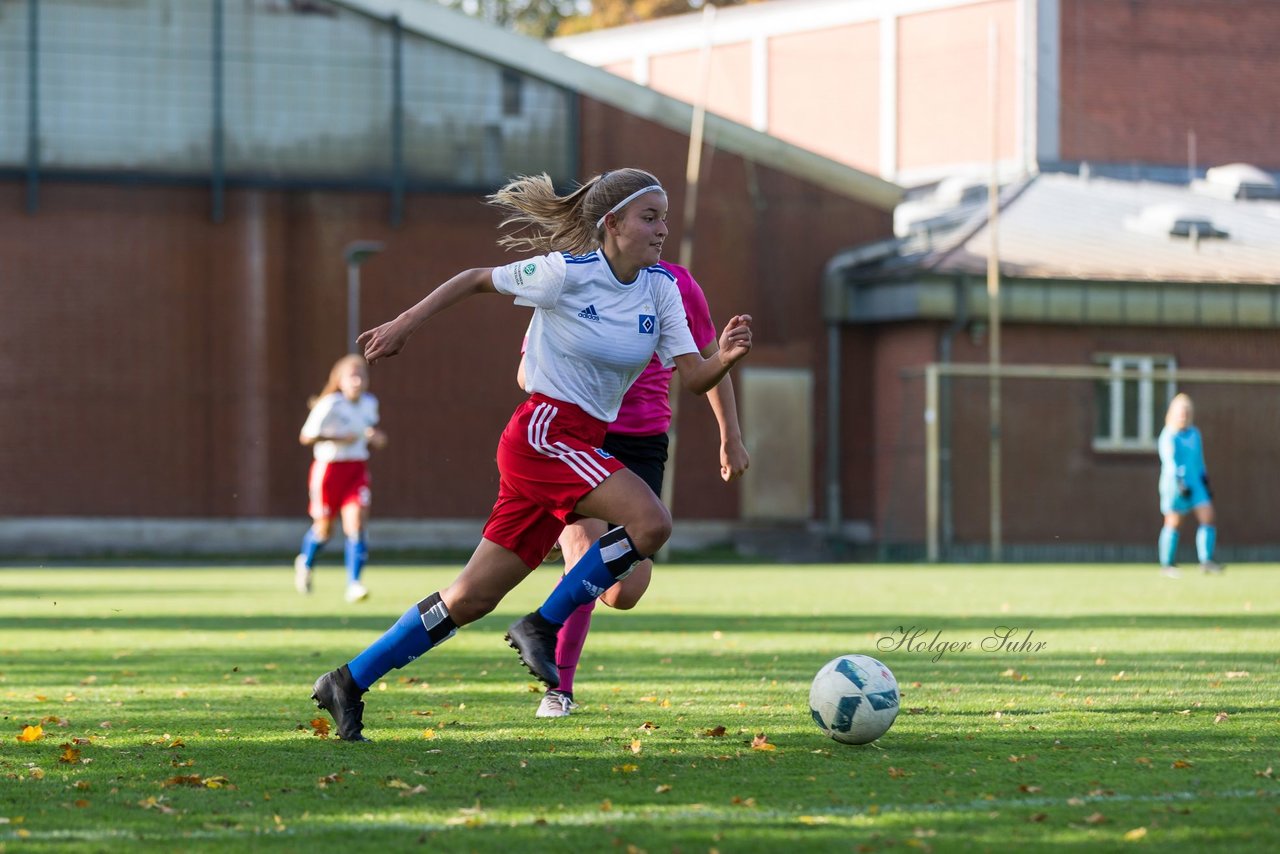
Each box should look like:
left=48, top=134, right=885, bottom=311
left=1125, top=204, right=1229, bottom=240
left=1191, top=163, right=1278, bottom=200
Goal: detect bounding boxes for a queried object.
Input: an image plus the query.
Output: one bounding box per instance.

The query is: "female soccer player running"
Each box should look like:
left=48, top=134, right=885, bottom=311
left=294, top=354, right=387, bottom=603
left=311, top=169, right=752, bottom=740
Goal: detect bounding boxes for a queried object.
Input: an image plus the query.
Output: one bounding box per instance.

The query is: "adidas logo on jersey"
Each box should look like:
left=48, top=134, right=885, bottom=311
left=577, top=305, right=601, bottom=322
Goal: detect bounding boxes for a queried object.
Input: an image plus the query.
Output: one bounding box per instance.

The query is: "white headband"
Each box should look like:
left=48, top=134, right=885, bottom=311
left=596, top=184, right=664, bottom=229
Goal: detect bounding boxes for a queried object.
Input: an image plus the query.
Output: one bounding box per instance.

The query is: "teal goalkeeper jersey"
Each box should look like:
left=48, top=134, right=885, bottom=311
left=1158, top=426, right=1205, bottom=493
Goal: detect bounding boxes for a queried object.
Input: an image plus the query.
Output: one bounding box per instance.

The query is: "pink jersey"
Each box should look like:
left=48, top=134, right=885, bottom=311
left=609, top=261, right=717, bottom=436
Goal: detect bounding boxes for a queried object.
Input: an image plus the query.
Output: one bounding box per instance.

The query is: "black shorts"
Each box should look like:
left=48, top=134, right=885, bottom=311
left=603, top=431, right=669, bottom=497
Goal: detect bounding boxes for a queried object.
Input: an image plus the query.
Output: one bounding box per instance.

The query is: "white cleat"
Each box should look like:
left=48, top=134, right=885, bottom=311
left=344, top=581, right=370, bottom=603
left=1200, top=561, right=1225, bottom=575
left=294, top=554, right=314, bottom=594
left=1160, top=565, right=1181, bottom=579
left=535, top=690, right=577, bottom=718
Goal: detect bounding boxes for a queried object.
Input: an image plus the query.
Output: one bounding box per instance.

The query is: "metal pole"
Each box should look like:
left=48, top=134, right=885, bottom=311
left=986, top=20, right=1003, bottom=562
left=25, top=0, right=39, bottom=214
left=347, top=261, right=360, bottom=355
left=925, top=364, right=940, bottom=563
left=211, top=0, right=225, bottom=224
left=343, top=241, right=385, bottom=355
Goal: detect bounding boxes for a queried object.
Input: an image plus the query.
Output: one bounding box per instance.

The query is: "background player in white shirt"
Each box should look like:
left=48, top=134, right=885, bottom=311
left=311, top=168, right=752, bottom=740
left=295, top=354, right=387, bottom=602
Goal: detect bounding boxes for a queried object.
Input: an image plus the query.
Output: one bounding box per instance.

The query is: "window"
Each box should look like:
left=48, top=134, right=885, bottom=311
left=1093, top=355, right=1176, bottom=451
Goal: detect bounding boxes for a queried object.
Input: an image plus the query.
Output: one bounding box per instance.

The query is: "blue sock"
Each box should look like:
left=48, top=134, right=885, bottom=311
left=300, top=528, right=327, bottom=568
left=1196, top=526, right=1216, bottom=562
left=538, top=526, right=643, bottom=625
left=1158, top=526, right=1179, bottom=567
left=347, top=592, right=457, bottom=690
left=345, top=535, right=368, bottom=584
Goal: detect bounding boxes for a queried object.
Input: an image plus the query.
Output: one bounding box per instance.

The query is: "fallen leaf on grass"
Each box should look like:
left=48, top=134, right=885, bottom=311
left=702, top=726, right=727, bottom=737
left=1018, top=784, right=1042, bottom=793
left=638, top=721, right=659, bottom=731
left=421, top=729, right=436, bottom=740
left=751, top=733, right=775, bottom=751
left=316, top=773, right=342, bottom=787
left=73, top=799, right=90, bottom=808
left=138, top=796, right=179, bottom=815
left=1171, top=760, right=1193, bottom=769
left=629, top=739, right=642, bottom=755
left=1255, top=766, right=1273, bottom=779
left=613, top=764, right=638, bottom=774
left=1213, top=712, right=1229, bottom=724
left=1124, top=827, right=1148, bottom=841
left=1028, top=813, right=1048, bottom=823
left=59, top=746, right=81, bottom=764
left=655, top=784, right=672, bottom=794
left=888, top=767, right=909, bottom=778
left=310, top=718, right=331, bottom=738
left=1085, top=812, right=1107, bottom=825
left=1225, top=671, right=1250, bottom=679
left=17, top=725, right=44, bottom=743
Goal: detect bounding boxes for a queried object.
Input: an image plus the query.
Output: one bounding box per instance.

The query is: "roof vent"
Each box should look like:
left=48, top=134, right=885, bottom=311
left=1191, top=163, right=1278, bottom=200
left=1125, top=204, right=1229, bottom=239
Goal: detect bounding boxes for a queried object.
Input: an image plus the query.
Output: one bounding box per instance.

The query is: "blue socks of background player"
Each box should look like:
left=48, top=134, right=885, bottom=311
left=300, top=528, right=327, bottom=568
left=1196, top=525, right=1216, bottom=562
left=537, top=526, right=644, bottom=625
left=1158, top=526, right=1179, bottom=567
left=347, top=592, right=457, bottom=690
left=345, top=535, right=368, bottom=583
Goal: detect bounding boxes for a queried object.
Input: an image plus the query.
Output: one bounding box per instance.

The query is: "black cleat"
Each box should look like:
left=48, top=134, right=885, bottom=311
left=505, top=611, right=561, bottom=689
left=311, top=664, right=370, bottom=742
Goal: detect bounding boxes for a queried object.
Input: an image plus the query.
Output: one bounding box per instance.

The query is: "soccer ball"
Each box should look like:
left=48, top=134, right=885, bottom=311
left=808, top=654, right=900, bottom=745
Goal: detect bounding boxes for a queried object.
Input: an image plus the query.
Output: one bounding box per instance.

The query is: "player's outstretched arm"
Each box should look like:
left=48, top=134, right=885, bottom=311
left=673, top=315, right=752, bottom=396
left=359, top=268, right=497, bottom=363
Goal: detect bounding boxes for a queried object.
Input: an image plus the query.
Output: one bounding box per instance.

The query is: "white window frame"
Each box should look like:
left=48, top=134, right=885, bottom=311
left=1092, top=354, right=1177, bottom=452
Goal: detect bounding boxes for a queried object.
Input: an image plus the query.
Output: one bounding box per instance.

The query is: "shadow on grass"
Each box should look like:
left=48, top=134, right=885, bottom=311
left=2, top=611, right=1277, bottom=635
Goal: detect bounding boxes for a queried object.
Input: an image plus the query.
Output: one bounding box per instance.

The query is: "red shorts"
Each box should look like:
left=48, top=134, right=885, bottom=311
left=308, top=460, right=371, bottom=519
left=483, top=394, right=626, bottom=569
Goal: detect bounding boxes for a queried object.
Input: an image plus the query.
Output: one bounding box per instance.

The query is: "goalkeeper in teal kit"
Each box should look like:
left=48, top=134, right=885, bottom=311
left=1157, top=393, right=1222, bottom=577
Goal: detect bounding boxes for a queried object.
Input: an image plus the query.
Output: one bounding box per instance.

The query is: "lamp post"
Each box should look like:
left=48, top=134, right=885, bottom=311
left=344, top=240, right=385, bottom=355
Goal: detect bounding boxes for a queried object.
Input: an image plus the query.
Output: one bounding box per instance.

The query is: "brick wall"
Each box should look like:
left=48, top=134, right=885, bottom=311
left=0, top=103, right=894, bottom=525
left=1061, top=0, right=1280, bottom=169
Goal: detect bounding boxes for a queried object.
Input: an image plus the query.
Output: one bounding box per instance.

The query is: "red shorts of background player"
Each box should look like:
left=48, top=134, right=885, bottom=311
left=308, top=460, right=371, bottom=519
left=483, top=394, right=627, bottom=569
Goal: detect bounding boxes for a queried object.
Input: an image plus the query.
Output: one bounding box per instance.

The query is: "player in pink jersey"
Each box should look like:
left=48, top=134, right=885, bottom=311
left=520, top=261, right=749, bottom=718
left=309, top=169, right=752, bottom=741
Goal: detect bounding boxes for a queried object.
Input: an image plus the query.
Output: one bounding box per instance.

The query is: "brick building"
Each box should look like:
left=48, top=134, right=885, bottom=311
left=552, top=0, right=1280, bottom=185
left=0, top=0, right=898, bottom=556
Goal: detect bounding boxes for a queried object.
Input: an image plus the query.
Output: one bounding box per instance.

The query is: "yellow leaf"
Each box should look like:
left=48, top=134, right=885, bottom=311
left=167, top=738, right=185, bottom=749
left=59, top=747, right=81, bottom=764
left=613, top=764, right=638, bottom=773
left=29, top=767, right=45, bottom=780
left=422, top=728, right=436, bottom=740
left=629, top=739, right=642, bottom=754
left=203, top=776, right=231, bottom=789
left=654, top=784, right=672, bottom=794
left=17, top=725, right=44, bottom=742
left=660, top=698, right=672, bottom=708
left=599, top=799, right=613, bottom=812
left=1124, top=827, right=1148, bottom=841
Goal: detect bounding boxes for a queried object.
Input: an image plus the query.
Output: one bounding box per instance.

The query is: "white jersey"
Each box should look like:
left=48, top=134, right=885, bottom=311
left=300, top=392, right=380, bottom=463
left=492, top=250, right=698, bottom=422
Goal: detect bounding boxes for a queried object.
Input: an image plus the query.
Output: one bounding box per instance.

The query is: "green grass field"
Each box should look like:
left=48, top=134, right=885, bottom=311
left=2, top=562, right=1277, bottom=852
